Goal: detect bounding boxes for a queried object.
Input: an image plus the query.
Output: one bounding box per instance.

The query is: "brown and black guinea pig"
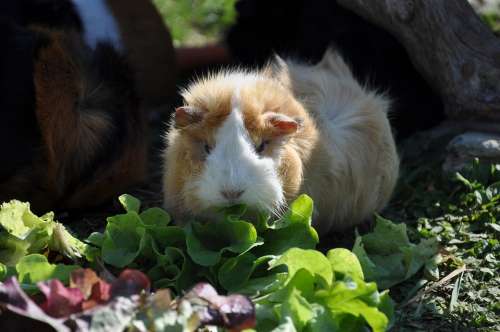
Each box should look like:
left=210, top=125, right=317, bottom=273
left=0, top=0, right=175, bottom=213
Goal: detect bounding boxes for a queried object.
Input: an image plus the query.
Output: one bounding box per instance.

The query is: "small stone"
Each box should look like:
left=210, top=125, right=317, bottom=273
left=443, top=131, right=500, bottom=172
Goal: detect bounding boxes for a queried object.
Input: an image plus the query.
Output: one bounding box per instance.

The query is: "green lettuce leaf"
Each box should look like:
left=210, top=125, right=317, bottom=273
left=16, top=254, right=79, bottom=292
left=269, top=248, right=333, bottom=288
left=218, top=253, right=274, bottom=292
left=140, top=207, right=171, bottom=227
left=315, top=278, right=388, bottom=332
left=0, top=200, right=89, bottom=266
left=255, top=247, right=391, bottom=332
left=185, top=218, right=262, bottom=267
left=327, top=248, right=364, bottom=280
left=102, top=212, right=147, bottom=268
left=0, top=193, right=391, bottom=331
left=119, top=194, right=141, bottom=213
left=352, top=215, right=439, bottom=289
left=255, top=195, right=318, bottom=257
left=0, top=201, right=53, bottom=265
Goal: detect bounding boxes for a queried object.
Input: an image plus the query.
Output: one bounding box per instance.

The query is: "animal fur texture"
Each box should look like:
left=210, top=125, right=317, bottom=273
left=3, top=28, right=147, bottom=212
left=0, top=0, right=150, bottom=212
left=163, top=49, right=399, bottom=234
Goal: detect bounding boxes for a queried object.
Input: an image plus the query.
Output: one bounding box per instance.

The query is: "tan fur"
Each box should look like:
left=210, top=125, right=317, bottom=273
left=163, top=50, right=399, bottom=234
left=280, top=50, right=400, bottom=233
left=163, top=71, right=319, bottom=220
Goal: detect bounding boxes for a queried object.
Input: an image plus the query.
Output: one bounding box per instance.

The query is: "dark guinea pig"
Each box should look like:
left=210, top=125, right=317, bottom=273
left=0, top=0, right=175, bottom=212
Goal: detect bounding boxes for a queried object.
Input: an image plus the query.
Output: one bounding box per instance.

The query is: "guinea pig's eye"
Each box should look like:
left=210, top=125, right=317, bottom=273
left=255, top=140, right=270, bottom=154
left=204, top=143, right=212, bottom=154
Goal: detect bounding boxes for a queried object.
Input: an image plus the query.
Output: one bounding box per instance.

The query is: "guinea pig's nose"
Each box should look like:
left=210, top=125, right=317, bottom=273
left=221, top=189, right=245, bottom=200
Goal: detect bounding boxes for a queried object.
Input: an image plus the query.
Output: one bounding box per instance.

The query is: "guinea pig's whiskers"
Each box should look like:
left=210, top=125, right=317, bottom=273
left=254, top=189, right=287, bottom=220
left=272, top=201, right=288, bottom=220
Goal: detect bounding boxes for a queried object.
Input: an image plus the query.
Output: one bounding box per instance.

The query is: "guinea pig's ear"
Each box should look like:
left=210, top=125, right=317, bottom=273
left=262, top=55, right=287, bottom=77
left=262, top=55, right=291, bottom=88
left=174, top=106, right=204, bottom=128
left=265, top=113, right=303, bottom=136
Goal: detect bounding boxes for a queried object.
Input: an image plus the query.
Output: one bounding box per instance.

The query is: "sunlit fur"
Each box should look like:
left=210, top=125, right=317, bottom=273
left=163, top=71, right=316, bottom=222
left=163, top=49, right=399, bottom=234
left=193, top=93, right=285, bottom=213
left=275, top=49, right=400, bottom=234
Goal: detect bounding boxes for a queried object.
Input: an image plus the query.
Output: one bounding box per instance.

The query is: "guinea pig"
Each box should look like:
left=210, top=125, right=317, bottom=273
left=1, top=0, right=176, bottom=109
left=0, top=0, right=146, bottom=212
left=0, top=0, right=177, bottom=213
left=162, top=49, right=399, bottom=234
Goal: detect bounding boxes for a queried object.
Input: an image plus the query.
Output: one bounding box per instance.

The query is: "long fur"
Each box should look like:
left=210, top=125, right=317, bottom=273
left=31, top=30, right=146, bottom=210
left=276, top=49, right=399, bottom=233
left=163, top=49, right=399, bottom=234
left=0, top=6, right=147, bottom=212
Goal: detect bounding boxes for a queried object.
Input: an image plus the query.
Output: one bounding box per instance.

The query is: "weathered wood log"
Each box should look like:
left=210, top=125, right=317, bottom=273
left=336, top=0, right=500, bottom=122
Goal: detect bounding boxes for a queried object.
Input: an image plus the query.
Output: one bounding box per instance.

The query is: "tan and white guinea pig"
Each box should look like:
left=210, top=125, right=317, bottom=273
left=162, top=49, right=399, bottom=235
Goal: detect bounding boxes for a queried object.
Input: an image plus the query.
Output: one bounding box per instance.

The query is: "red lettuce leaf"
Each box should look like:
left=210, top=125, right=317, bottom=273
left=110, top=269, right=150, bottom=298
left=187, top=283, right=256, bottom=331
left=0, top=272, right=254, bottom=332
left=38, top=279, right=84, bottom=318
left=0, top=277, right=70, bottom=331
left=70, top=269, right=111, bottom=310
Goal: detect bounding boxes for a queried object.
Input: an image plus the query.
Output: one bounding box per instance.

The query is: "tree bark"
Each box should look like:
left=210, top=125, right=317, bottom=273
left=336, top=0, right=500, bottom=122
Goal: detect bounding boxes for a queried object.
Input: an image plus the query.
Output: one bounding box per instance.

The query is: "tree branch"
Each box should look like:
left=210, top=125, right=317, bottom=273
left=337, top=0, right=500, bottom=121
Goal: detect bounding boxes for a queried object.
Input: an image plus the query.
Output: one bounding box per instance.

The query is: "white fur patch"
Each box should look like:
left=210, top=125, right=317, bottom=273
left=192, top=89, right=284, bottom=214
left=72, top=0, right=124, bottom=51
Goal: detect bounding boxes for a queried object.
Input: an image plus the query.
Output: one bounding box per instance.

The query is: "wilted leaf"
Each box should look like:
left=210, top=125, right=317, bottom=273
left=49, top=223, right=90, bottom=261
left=353, top=216, right=439, bottom=289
